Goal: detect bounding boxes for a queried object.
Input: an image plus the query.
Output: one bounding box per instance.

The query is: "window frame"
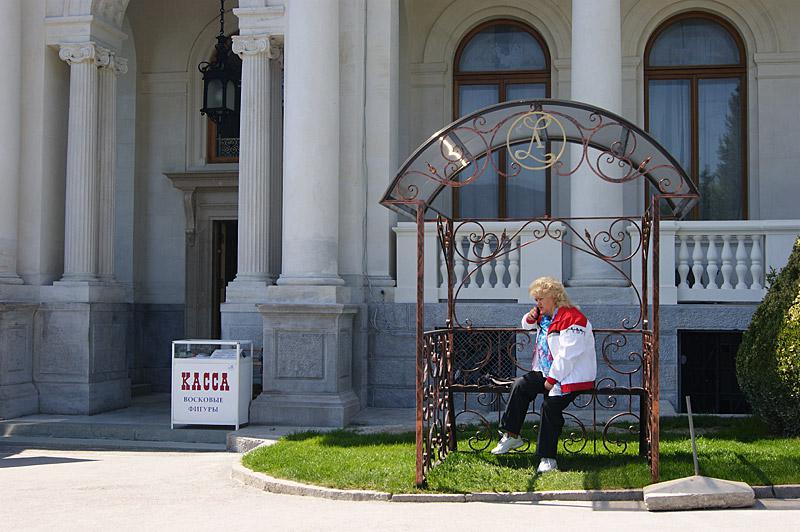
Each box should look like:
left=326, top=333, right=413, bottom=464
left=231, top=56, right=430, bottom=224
left=207, top=119, right=239, bottom=164
left=452, top=19, right=552, bottom=220
left=644, top=12, right=748, bottom=220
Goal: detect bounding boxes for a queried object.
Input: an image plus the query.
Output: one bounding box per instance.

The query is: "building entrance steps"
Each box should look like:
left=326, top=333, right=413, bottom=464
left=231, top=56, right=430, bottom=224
left=0, top=394, right=229, bottom=451
left=0, top=394, right=428, bottom=453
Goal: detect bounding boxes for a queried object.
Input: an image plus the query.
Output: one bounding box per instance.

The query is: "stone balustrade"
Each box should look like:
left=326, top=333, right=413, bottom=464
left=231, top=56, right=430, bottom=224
left=397, top=220, right=800, bottom=305
left=394, top=221, right=563, bottom=303
left=632, top=220, right=800, bottom=304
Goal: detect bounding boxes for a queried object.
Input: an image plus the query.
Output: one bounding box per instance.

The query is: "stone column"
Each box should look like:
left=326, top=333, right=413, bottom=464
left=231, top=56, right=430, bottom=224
left=0, top=0, right=23, bottom=285
left=277, top=0, right=343, bottom=287
left=365, top=0, right=399, bottom=294
left=249, top=0, right=360, bottom=427
left=227, top=34, right=275, bottom=299
left=98, top=52, right=127, bottom=282
left=58, top=42, right=102, bottom=283
left=568, top=0, right=626, bottom=288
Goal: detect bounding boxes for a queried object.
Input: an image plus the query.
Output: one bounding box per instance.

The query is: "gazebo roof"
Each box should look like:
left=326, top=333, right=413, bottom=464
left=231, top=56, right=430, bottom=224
left=380, top=99, right=699, bottom=220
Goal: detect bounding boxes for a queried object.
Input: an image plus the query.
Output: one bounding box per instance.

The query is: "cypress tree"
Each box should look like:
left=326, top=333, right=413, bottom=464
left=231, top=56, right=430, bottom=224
left=737, top=237, right=800, bottom=435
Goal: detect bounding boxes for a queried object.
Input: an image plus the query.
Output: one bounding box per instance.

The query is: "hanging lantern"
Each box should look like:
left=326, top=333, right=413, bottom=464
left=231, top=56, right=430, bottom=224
left=199, top=0, right=240, bottom=126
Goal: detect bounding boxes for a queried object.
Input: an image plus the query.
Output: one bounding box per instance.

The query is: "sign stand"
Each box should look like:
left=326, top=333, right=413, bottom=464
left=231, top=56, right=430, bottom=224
left=171, top=340, right=253, bottom=430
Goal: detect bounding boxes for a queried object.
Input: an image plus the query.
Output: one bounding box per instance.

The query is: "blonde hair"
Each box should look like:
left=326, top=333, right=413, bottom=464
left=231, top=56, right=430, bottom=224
left=528, top=276, right=573, bottom=308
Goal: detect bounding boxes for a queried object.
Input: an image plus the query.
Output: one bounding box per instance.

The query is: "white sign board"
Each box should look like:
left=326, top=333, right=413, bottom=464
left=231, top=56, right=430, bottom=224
left=171, top=358, right=238, bottom=425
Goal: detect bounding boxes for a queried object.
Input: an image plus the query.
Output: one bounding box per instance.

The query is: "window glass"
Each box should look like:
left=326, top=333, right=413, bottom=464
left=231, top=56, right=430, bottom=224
left=649, top=18, right=740, bottom=66
left=459, top=24, right=545, bottom=72
left=506, top=83, right=547, bottom=218
left=698, top=79, right=742, bottom=220
left=648, top=80, right=691, bottom=171
left=645, top=15, right=745, bottom=220
left=453, top=21, right=550, bottom=219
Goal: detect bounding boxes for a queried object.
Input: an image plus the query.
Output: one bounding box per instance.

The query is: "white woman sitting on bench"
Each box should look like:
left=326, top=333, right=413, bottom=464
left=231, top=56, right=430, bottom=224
left=490, top=276, right=597, bottom=474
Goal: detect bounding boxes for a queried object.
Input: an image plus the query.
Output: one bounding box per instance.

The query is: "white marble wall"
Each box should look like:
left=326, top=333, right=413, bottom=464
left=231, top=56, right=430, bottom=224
left=127, top=0, right=238, bottom=304
left=2, top=0, right=798, bottom=300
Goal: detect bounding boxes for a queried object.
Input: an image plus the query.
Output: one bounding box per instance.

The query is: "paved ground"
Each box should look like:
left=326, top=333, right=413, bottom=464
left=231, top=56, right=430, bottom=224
left=2, top=447, right=799, bottom=531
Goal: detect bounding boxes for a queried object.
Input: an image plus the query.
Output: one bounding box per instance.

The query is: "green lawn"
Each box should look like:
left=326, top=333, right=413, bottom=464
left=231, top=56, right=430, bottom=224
left=241, top=416, right=800, bottom=493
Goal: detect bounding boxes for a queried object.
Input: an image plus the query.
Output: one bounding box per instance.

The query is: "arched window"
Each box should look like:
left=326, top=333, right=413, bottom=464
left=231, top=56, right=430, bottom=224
left=645, top=13, right=746, bottom=220
left=453, top=20, right=551, bottom=219
left=206, top=34, right=242, bottom=163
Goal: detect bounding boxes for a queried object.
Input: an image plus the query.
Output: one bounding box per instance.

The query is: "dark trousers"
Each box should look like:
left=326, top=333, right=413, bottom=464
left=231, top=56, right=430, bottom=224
left=500, top=371, right=577, bottom=459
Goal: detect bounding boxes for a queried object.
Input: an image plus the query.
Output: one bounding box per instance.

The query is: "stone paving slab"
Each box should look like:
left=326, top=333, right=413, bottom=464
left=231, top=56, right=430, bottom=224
left=643, top=476, right=755, bottom=511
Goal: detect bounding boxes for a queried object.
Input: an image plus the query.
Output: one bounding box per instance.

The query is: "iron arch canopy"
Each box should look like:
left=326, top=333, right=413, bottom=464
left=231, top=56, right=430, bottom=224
left=380, top=99, right=698, bottom=220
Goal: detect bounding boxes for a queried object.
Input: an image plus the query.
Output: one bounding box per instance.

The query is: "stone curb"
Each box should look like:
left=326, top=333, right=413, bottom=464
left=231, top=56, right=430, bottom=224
left=231, top=463, right=391, bottom=501
left=231, top=463, right=800, bottom=503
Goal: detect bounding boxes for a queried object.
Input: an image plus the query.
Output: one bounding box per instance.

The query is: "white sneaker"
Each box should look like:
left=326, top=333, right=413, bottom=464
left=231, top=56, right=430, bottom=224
left=537, top=458, right=558, bottom=473
left=490, top=434, right=524, bottom=455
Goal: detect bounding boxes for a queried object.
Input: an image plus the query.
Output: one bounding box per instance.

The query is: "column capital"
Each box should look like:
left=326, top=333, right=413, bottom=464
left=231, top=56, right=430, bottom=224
left=58, top=42, right=99, bottom=65
left=95, top=45, right=113, bottom=68
left=232, top=34, right=279, bottom=59
left=112, top=56, right=129, bottom=76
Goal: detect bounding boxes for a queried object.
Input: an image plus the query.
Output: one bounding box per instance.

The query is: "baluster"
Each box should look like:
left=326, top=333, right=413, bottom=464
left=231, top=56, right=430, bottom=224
left=706, top=235, right=719, bottom=289
left=735, top=235, right=748, bottom=290
left=480, top=242, right=493, bottom=289
left=720, top=234, right=734, bottom=289
left=454, top=235, right=466, bottom=288
left=691, top=234, right=705, bottom=289
left=677, top=234, right=690, bottom=289
left=438, top=245, right=447, bottom=289
left=495, top=238, right=508, bottom=288
left=508, top=236, right=520, bottom=289
left=750, top=235, right=763, bottom=290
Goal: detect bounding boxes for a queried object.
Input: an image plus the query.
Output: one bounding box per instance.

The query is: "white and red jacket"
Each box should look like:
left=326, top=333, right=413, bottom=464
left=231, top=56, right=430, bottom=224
left=521, top=306, right=597, bottom=394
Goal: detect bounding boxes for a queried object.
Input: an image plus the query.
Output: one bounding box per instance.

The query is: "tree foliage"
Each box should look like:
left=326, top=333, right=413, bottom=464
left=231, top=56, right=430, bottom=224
left=737, top=237, right=800, bottom=435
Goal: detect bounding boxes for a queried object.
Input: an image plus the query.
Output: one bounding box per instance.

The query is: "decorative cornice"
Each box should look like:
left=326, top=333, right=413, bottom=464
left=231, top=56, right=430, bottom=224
left=58, top=42, right=98, bottom=64
left=232, top=34, right=277, bottom=59
left=165, top=171, right=239, bottom=247
left=46, top=15, right=127, bottom=51
left=232, top=6, right=285, bottom=37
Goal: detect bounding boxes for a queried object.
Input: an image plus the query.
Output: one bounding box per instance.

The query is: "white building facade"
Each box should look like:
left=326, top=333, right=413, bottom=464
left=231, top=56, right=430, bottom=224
left=1, top=0, right=799, bottom=424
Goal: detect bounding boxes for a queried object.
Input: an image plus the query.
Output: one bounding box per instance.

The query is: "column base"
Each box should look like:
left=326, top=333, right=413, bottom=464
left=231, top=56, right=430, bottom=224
left=0, top=303, right=38, bottom=418
left=58, top=273, right=101, bottom=283
left=45, top=281, right=127, bottom=303
left=0, top=284, right=39, bottom=302
left=276, top=274, right=346, bottom=286
left=220, top=302, right=264, bottom=349
left=257, top=302, right=360, bottom=427
left=249, top=391, right=361, bottom=427
left=0, top=383, right=38, bottom=419
left=266, top=284, right=352, bottom=304
left=0, top=274, right=24, bottom=285
left=225, top=278, right=275, bottom=302
left=34, top=301, right=132, bottom=414
left=36, top=379, right=131, bottom=415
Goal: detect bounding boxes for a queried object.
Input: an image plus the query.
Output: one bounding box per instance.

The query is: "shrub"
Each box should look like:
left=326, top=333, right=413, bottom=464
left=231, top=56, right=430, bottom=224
left=737, top=237, right=800, bottom=435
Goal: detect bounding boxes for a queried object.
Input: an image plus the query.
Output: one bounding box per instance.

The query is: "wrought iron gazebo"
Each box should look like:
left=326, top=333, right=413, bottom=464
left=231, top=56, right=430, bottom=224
left=380, top=99, right=699, bottom=487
